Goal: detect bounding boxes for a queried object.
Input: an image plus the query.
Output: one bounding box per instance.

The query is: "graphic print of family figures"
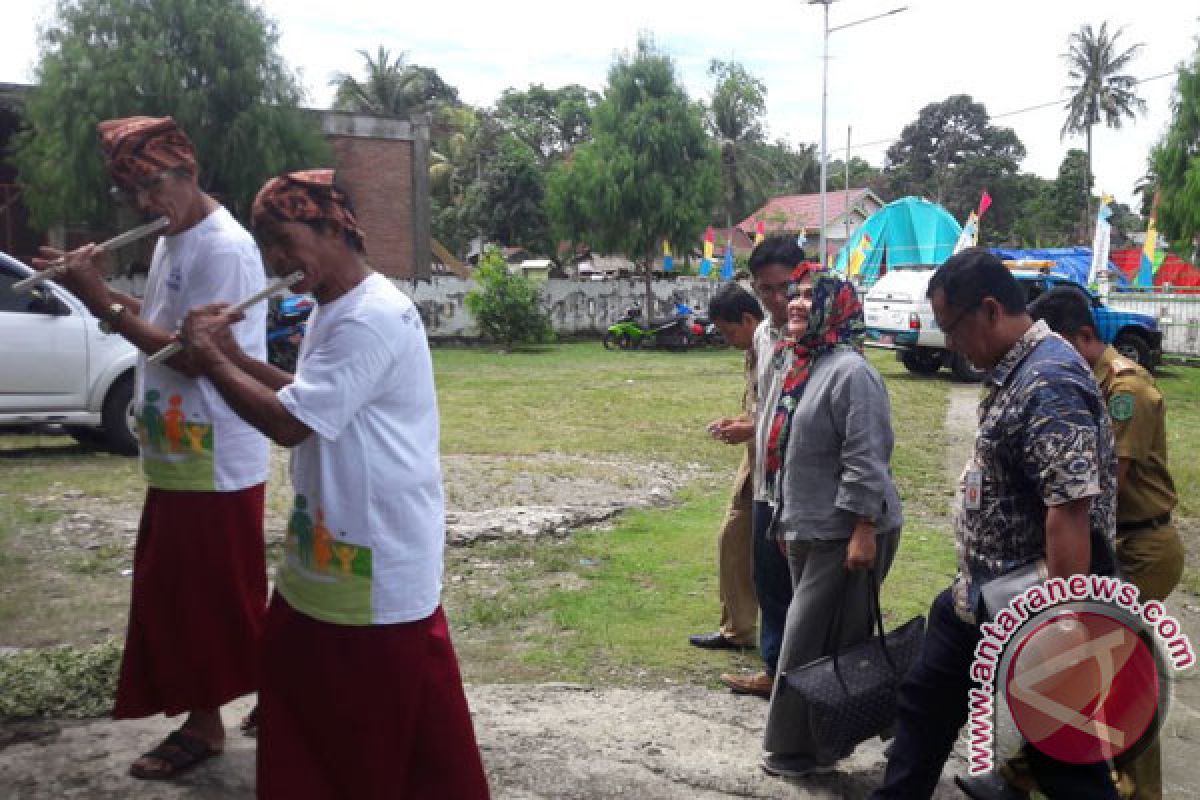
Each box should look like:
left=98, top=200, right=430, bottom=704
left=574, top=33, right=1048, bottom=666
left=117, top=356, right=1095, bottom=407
left=288, top=495, right=370, bottom=577
left=140, top=389, right=212, bottom=454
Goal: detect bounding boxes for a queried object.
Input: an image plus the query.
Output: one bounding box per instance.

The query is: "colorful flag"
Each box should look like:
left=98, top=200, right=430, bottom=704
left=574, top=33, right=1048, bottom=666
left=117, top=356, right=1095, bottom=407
left=700, top=227, right=714, bottom=277
left=978, top=190, right=992, bottom=217
left=1088, top=194, right=1114, bottom=291
left=755, top=220, right=765, bottom=245
left=953, top=211, right=980, bottom=254
left=721, top=243, right=735, bottom=280
left=662, top=239, right=673, bottom=273
left=847, top=233, right=874, bottom=279
left=1138, top=192, right=1161, bottom=288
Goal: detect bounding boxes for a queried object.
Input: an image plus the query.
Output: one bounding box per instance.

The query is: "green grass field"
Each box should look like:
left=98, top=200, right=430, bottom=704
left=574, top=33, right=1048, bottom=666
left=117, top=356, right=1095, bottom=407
left=4, top=341, right=1195, bottom=702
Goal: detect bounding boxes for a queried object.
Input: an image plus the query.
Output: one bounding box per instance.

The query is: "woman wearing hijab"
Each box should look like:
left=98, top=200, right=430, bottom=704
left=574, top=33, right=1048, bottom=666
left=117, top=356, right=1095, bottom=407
left=759, top=267, right=904, bottom=779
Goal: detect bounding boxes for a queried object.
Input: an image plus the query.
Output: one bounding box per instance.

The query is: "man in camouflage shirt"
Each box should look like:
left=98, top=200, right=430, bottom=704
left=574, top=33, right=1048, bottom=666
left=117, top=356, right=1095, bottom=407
left=873, top=249, right=1118, bottom=800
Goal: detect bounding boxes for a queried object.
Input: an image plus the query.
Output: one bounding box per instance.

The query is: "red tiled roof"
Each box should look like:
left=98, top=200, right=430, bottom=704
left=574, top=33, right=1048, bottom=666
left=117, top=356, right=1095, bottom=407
left=738, top=189, right=875, bottom=235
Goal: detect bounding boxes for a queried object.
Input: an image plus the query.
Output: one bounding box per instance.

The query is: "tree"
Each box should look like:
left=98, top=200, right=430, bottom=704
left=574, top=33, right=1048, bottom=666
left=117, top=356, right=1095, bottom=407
left=1150, top=35, right=1200, bottom=258
left=464, top=246, right=553, bottom=349
left=739, top=139, right=821, bottom=214
left=546, top=35, right=720, bottom=316
left=494, top=84, right=599, bottom=162
left=12, top=0, right=328, bottom=228
left=884, top=95, right=1025, bottom=222
left=1052, top=149, right=1092, bottom=240
left=705, top=59, right=768, bottom=227
left=330, top=46, right=459, bottom=118
left=1061, top=22, right=1146, bottom=223
left=826, top=156, right=882, bottom=192
left=463, top=134, right=550, bottom=251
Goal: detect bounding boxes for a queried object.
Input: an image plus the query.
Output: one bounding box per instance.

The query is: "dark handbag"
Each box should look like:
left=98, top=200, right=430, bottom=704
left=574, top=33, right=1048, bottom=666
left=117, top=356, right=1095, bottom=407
left=782, top=569, right=925, bottom=760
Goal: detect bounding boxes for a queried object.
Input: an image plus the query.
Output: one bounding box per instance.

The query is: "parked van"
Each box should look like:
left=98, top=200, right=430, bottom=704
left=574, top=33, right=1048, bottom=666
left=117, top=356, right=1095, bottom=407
left=863, top=265, right=1162, bottom=381
left=863, top=268, right=983, bottom=380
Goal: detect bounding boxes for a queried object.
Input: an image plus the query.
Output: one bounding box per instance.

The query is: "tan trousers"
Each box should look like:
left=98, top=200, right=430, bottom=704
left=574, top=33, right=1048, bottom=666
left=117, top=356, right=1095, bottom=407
left=717, top=470, right=757, bottom=646
left=1113, top=522, right=1184, bottom=800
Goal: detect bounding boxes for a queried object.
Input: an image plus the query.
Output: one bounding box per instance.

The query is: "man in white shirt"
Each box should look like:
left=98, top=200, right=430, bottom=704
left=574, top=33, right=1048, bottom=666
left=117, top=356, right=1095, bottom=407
left=179, top=169, right=489, bottom=799
left=33, top=116, right=269, bottom=780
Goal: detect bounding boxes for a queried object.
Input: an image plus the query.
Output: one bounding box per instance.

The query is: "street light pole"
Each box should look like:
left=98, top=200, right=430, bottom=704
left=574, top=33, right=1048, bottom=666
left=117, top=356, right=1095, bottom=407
left=815, top=0, right=830, bottom=267
left=809, top=1, right=907, bottom=268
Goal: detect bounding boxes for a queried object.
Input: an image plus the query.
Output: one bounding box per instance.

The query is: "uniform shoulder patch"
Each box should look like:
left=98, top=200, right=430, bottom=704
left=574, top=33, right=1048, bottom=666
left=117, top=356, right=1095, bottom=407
left=1111, top=356, right=1139, bottom=376
left=1109, top=392, right=1135, bottom=422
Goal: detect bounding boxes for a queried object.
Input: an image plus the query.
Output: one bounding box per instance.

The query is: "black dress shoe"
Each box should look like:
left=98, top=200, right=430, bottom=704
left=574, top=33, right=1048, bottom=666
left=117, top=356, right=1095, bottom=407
left=955, top=771, right=1030, bottom=800
left=688, top=631, right=754, bottom=650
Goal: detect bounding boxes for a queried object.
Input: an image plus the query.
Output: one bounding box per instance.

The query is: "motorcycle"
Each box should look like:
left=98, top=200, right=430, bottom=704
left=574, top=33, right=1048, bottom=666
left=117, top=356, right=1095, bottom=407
left=602, top=305, right=704, bottom=351
left=267, top=293, right=314, bottom=372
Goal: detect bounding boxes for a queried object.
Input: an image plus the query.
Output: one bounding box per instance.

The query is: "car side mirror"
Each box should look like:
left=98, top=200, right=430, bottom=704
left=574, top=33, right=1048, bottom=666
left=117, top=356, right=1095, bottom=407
left=28, top=288, right=68, bottom=316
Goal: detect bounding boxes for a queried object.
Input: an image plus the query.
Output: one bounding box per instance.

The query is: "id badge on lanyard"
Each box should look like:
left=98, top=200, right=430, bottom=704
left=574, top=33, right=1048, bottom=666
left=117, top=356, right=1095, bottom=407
left=964, top=468, right=983, bottom=511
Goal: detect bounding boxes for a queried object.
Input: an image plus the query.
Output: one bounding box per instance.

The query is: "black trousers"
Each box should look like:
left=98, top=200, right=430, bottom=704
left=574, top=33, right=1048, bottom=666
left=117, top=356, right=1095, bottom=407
left=871, top=589, right=1118, bottom=799
left=751, top=501, right=793, bottom=676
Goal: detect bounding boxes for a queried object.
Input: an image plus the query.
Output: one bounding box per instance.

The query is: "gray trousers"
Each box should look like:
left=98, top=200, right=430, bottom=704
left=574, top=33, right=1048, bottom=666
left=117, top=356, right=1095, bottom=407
left=762, top=529, right=900, bottom=757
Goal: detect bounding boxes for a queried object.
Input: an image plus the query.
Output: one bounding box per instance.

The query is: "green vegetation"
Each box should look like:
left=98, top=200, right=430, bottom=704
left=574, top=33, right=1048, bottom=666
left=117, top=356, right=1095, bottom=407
left=462, top=247, right=554, bottom=349
left=8, top=342, right=1200, bottom=712
left=0, top=641, right=121, bottom=719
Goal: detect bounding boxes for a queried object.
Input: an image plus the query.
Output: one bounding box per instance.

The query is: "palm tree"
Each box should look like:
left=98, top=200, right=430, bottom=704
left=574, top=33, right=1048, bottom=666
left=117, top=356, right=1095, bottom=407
left=330, top=47, right=458, bottom=119
left=706, top=60, right=769, bottom=229
left=1061, top=22, right=1147, bottom=229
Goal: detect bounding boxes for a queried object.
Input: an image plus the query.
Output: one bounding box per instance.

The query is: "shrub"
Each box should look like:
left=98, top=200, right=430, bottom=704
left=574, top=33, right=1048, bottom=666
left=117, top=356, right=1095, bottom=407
left=464, top=247, right=554, bottom=349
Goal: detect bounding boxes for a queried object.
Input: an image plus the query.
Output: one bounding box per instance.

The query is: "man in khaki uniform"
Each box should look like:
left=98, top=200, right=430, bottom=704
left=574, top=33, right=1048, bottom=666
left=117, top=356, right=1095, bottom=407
left=1029, top=286, right=1183, bottom=800
left=690, top=283, right=764, bottom=651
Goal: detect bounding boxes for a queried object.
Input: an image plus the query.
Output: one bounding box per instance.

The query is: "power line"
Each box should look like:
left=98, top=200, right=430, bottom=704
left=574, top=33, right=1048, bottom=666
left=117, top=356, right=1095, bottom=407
left=829, top=70, right=1178, bottom=156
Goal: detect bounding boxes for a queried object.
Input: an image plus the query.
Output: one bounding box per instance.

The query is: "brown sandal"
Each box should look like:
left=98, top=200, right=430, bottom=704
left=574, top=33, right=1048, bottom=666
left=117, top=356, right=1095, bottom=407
left=129, top=730, right=221, bottom=780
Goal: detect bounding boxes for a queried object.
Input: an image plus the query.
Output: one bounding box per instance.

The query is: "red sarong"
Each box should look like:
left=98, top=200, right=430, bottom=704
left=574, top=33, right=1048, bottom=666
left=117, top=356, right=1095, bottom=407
left=257, top=593, right=490, bottom=799
left=113, top=484, right=267, bottom=719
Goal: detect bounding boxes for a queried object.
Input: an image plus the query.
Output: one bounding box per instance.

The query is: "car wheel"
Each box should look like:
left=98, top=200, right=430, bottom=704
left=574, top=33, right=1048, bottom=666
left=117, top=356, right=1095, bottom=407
left=102, top=374, right=138, bottom=456
left=950, top=352, right=985, bottom=383
left=901, top=349, right=942, bottom=375
left=1114, top=332, right=1152, bottom=368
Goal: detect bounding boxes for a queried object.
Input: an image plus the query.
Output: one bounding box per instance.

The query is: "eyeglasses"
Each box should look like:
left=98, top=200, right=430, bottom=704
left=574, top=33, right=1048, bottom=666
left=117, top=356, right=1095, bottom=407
left=753, top=280, right=791, bottom=297
left=939, top=303, right=980, bottom=340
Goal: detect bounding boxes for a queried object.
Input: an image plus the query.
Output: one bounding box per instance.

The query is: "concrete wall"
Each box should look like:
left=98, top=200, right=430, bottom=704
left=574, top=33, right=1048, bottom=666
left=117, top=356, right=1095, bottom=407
left=404, top=276, right=725, bottom=338
left=107, top=275, right=727, bottom=339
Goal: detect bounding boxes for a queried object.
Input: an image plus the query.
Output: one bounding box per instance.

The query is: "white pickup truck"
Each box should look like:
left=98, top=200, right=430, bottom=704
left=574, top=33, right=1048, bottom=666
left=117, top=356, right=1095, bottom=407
left=0, top=251, right=138, bottom=454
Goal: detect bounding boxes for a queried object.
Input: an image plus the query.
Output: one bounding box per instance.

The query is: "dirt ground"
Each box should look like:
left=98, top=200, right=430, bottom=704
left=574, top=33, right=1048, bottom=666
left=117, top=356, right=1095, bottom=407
left=4, top=411, right=1200, bottom=798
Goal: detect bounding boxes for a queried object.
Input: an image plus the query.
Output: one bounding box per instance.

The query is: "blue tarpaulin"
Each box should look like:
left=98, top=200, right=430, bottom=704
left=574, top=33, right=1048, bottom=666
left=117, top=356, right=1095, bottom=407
left=988, top=247, right=1128, bottom=287
left=835, top=197, right=962, bottom=285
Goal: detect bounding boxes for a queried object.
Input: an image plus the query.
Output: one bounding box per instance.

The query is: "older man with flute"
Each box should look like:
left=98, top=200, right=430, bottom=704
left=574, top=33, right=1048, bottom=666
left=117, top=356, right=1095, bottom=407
left=31, top=116, right=270, bottom=780
left=178, top=169, right=489, bottom=798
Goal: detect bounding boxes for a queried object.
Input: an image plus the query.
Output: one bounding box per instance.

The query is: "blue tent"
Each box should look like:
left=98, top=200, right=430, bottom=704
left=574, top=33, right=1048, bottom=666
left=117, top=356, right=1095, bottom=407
left=834, top=196, right=962, bottom=285
left=988, top=247, right=1129, bottom=287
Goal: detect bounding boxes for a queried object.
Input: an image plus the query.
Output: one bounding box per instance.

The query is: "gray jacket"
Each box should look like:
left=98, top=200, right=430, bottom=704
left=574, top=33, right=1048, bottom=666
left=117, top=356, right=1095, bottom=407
left=776, top=349, right=903, bottom=541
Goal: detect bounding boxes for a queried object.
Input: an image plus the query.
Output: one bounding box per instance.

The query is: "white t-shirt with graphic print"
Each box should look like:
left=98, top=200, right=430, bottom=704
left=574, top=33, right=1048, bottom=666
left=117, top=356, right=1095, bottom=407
left=275, top=272, right=444, bottom=626
left=134, top=207, right=270, bottom=492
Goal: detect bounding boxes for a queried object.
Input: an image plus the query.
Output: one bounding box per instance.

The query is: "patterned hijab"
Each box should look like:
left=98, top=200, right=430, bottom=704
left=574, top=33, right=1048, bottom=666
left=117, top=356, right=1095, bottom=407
left=762, top=271, right=866, bottom=503
left=251, top=169, right=366, bottom=251
left=97, top=116, right=197, bottom=190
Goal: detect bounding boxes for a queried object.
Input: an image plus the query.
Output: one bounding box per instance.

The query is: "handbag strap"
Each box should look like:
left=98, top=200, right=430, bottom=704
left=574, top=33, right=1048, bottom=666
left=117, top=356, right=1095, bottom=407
left=829, top=567, right=899, bottom=689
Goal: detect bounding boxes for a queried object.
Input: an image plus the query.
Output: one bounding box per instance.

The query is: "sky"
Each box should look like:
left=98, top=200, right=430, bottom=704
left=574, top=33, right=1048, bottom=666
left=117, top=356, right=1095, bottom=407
left=2, top=0, right=1197, bottom=211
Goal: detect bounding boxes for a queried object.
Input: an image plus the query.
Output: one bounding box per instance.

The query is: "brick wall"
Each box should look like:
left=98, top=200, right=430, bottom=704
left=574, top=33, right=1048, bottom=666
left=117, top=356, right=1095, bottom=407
left=320, top=112, right=431, bottom=280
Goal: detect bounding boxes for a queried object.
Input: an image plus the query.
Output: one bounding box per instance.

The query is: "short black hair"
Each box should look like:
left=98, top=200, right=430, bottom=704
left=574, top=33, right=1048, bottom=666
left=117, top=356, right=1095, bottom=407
left=747, top=235, right=806, bottom=276
left=927, top=247, right=1026, bottom=314
left=1028, top=286, right=1097, bottom=337
left=708, top=282, right=764, bottom=323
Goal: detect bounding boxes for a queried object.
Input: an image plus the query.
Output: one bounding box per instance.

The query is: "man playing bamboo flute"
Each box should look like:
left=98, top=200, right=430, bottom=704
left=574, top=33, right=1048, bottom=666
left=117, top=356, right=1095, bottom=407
left=177, top=169, right=490, bottom=799
left=31, top=116, right=270, bottom=779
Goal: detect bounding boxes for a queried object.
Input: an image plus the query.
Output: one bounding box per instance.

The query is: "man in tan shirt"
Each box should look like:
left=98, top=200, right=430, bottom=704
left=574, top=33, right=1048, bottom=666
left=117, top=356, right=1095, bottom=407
left=1028, top=286, right=1181, bottom=800
left=689, top=283, right=764, bottom=651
